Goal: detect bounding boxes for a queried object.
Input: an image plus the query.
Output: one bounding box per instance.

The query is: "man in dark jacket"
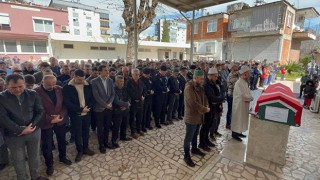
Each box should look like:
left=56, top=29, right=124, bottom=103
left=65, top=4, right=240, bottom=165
left=0, top=74, right=47, bottom=180
left=167, top=68, right=182, bottom=124
left=140, top=68, right=154, bottom=131
left=177, top=67, right=188, bottom=120
left=35, top=75, right=72, bottom=176
left=63, top=70, right=95, bottom=162
left=126, top=68, right=145, bottom=139
left=113, top=75, right=132, bottom=143
left=57, top=65, right=70, bottom=83
left=199, top=68, right=223, bottom=151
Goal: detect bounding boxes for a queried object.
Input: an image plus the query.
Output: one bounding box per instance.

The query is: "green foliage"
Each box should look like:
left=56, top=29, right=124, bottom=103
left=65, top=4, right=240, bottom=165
left=299, top=55, right=312, bottom=71
left=161, top=19, right=170, bottom=42
left=284, top=60, right=302, bottom=74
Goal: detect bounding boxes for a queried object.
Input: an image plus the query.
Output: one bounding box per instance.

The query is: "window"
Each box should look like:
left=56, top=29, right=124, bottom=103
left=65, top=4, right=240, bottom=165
left=20, top=41, right=34, bottom=52
left=108, top=47, right=115, bottom=51
left=101, top=30, right=108, bottom=35
left=0, top=13, right=10, bottom=30
left=206, top=45, right=212, bottom=53
left=194, top=23, right=198, bottom=34
left=207, top=19, right=217, bottom=32
left=34, top=41, right=47, bottom=53
left=87, top=31, right=92, bottom=36
left=86, top=16, right=91, bottom=20
left=100, top=13, right=109, bottom=20
left=64, top=44, right=73, bottom=49
left=4, top=40, right=17, bottom=52
left=73, top=18, right=79, bottom=26
left=90, top=46, right=99, bottom=50
left=101, top=21, right=109, bottom=28
left=74, top=29, right=80, bottom=35
left=193, top=46, right=197, bottom=53
left=287, top=12, right=292, bottom=28
left=99, top=46, right=108, bottom=50
left=87, top=23, right=92, bottom=28
left=33, top=19, right=53, bottom=33
left=0, top=41, right=4, bottom=52
left=73, top=12, right=79, bottom=18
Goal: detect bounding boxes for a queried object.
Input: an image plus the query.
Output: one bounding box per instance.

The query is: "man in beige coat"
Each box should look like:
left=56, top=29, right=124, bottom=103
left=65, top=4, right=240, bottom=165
left=183, top=69, right=210, bottom=167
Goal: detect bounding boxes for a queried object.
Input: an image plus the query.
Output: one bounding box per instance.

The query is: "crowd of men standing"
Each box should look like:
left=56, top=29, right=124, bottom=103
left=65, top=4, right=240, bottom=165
left=0, top=57, right=280, bottom=179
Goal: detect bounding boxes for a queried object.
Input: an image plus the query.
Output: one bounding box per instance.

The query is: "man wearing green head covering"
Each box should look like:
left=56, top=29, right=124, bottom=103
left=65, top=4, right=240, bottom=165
left=183, top=69, right=210, bottom=167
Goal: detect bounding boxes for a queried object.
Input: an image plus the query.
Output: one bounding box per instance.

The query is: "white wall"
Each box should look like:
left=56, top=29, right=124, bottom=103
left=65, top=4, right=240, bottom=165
left=194, top=38, right=224, bottom=60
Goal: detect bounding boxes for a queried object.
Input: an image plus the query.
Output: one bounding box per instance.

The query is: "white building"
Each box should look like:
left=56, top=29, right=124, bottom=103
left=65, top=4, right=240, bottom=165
left=49, top=33, right=190, bottom=61
left=67, top=7, right=101, bottom=37
left=156, top=19, right=187, bottom=43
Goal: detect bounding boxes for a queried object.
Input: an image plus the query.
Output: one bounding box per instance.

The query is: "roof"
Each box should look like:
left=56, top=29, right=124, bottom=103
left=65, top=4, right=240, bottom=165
left=49, top=33, right=190, bottom=48
left=49, top=0, right=109, bottom=14
left=297, top=7, right=320, bottom=19
left=158, top=0, right=236, bottom=12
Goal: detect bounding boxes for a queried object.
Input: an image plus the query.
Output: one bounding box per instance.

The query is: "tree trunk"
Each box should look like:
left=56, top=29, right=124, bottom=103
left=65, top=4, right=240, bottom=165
left=126, top=31, right=135, bottom=62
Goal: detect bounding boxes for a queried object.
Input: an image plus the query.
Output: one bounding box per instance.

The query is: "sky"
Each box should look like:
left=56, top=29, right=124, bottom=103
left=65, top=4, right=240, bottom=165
left=30, top=0, right=320, bottom=36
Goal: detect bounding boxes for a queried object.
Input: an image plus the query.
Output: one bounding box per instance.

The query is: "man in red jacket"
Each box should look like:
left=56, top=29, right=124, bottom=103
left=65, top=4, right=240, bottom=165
left=35, top=75, right=72, bottom=176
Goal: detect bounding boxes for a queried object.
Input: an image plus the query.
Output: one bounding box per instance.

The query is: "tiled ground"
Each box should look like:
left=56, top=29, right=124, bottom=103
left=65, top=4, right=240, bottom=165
left=1, top=88, right=320, bottom=180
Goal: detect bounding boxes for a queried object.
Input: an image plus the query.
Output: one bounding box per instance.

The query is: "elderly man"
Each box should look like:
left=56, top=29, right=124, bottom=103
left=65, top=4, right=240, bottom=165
left=113, top=75, right=132, bottom=144
left=199, top=68, right=223, bottom=151
left=57, top=65, right=70, bottom=83
left=34, top=62, right=51, bottom=84
left=126, top=68, right=145, bottom=138
left=167, top=68, right=182, bottom=124
left=23, top=62, right=37, bottom=75
left=0, top=74, right=46, bottom=180
left=226, top=63, right=239, bottom=130
left=183, top=70, right=210, bottom=167
left=63, top=70, right=95, bottom=162
left=35, top=75, right=72, bottom=176
left=231, top=65, right=254, bottom=141
left=91, top=65, right=115, bottom=153
left=49, top=57, right=61, bottom=76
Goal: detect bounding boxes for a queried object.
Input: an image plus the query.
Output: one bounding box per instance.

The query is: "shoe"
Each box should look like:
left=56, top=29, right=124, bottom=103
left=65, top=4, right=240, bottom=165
left=184, top=157, right=195, bottom=167
left=60, top=158, right=72, bottom=165
left=209, top=134, right=216, bottom=141
left=232, top=135, right=242, bottom=142
left=168, top=120, right=174, bottom=125
left=120, top=137, right=132, bottom=141
left=0, top=164, right=7, bottom=171
left=147, top=126, right=154, bottom=130
left=113, top=143, right=120, bottom=148
left=226, top=125, right=231, bottom=130
left=238, top=134, right=247, bottom=138
left=69, top=137, right=75, bottom=144
left=206, top=141, right=216, bottom=147
left=65, top=140, right=69, bottom=146
left=178, top=116, right=183, bottom=120
left=191, top=148, right=205, bottom=157
left=35, top=176, right=49, bottom=180
left=172, top=117, right=179, bottom=120
left=161, top=122, right=169, bottom=126
left=83, top=148, right=95, bottom=156
left=105, top=143, right=115, bottom=149
left=142, top=128, right=147, bottom=132
left=198, top=144, right=211, bottom=152
left=215, top=132, right=222, bottom=137
left=131, top=133, right=139, bottom=139
left=137, top=131, right=145, bottom=136
left=156, top=124, right=162, bottom=128
left=75, top=152, right=83, bottom=162
left=99, top=147, right=106, bottom=154
left=46, top=166, right=54, bottom=176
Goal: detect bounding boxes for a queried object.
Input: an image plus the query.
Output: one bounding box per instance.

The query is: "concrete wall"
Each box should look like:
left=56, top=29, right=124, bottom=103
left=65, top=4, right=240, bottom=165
left=289, top=39, right=301, bottom=62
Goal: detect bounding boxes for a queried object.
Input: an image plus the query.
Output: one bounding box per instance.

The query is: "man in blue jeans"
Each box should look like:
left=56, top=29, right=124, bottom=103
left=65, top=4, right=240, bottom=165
left=0, top=74, right=47, bottom=180
left=183, top=69, right=210, bottom=167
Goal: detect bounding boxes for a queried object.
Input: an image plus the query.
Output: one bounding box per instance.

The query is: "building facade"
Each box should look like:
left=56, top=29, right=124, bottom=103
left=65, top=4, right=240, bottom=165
left=0, top=1, right=68, bottom=61
left=156, top=18, right=187, bottom=44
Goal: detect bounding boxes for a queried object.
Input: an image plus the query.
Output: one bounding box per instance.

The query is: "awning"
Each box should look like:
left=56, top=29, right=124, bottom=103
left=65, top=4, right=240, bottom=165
left=158, top=0, right=236, bottom=12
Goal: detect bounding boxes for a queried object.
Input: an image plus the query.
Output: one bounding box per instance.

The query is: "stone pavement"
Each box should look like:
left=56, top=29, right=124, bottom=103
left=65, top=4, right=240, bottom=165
left=1, top=90, right=320, bottom=180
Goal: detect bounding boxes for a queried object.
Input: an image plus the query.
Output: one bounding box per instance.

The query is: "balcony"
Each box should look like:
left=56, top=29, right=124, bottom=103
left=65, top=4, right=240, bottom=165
left=293, top=26, right=317, bottom=40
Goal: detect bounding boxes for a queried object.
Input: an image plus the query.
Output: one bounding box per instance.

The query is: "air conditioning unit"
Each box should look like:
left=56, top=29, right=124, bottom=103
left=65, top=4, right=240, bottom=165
left=61, top=25, right=69, bottom=33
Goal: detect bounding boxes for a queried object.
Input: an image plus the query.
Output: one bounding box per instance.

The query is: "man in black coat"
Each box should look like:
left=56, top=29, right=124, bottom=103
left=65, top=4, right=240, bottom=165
left=167, top=69, right=182, bottom=124
left=177, top=66, right=188, bottom=119
left=63, top=69, right=95, bottom=162
left=140, top=68, right=154, bottom=131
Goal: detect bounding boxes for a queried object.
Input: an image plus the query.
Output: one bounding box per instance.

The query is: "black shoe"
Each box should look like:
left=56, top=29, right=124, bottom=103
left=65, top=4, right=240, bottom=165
left=198, top=144, right=211, bottom=152
left=142, top=128, right=147, bottom=132
left=168, top=120, right=174, bottom=125
left=83, top=148, right=95, bottom=156
left=161, top=122, right=169, bottom=126
left=99, top=147, right=106, bottom=154
left=35, top=176, right=49, bottom=180
left=46, top=166, right=54, bottom=176
left=226, top=125, right=231, bottom=130
left=206, top=141, right=216, bottom=147
left=178, top=116, right=183, bottom=120
left=215, top=132, right=222, bottom=137
left=156, top=124, right=162, bottom=128
left=0, top=164, right=7, bottom=171
left=209, top=134, right=216, bottom=141
left=60, top=158, right=72, bottom=165
left=184, top=157, right=195, bottom=167
left=232, top=135, right=242, bottom=142
left=113, top=143, right=120, bottom=148
left=191, top=148, right=205, bottom=157
left=120, top=137, right=132, bottom=141
left=147, top=126, right=154, bottom=130
left=105, top=143, right=115, bottom=149
left=238, top=134, right=247, bottom=138
left=75, top=152, right=83, bottom=162
left=172, top=117, right=179, bottom=120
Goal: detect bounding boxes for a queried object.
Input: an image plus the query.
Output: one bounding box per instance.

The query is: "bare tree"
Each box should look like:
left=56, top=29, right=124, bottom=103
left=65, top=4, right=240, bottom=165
left=122, top=0, right=158, bottom=62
